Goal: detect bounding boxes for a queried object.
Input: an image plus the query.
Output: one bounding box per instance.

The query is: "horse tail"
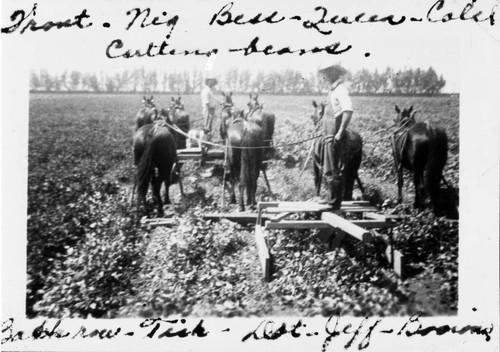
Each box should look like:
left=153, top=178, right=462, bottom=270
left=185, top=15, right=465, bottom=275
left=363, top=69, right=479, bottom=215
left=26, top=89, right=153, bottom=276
left=261, top=113, right=275, bottom=161
left=425, top=126, right=448, bottom=211
left=136, top=131, right=155, bottom=200
left=241, top=125, right=264, bottom=204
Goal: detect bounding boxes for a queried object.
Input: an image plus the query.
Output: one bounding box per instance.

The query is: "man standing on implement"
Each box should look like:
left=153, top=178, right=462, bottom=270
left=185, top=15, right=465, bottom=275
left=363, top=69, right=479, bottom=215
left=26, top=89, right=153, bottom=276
left=318, top=64, right=353, bottom=210
left=201, top=77, right=218, bottom=140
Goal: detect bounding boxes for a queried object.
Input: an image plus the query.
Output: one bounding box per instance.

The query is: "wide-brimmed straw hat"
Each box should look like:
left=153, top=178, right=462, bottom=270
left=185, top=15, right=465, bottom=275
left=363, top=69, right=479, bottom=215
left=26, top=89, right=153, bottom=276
left=318, top=65, right=347, bottom=84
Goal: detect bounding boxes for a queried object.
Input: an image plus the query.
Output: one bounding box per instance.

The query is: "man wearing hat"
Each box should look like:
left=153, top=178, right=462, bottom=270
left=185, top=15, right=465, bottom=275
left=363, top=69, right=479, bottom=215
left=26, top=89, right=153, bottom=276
left=318, top=64, right=353, bottom=209
left=201, top=77, right=218, bottom=140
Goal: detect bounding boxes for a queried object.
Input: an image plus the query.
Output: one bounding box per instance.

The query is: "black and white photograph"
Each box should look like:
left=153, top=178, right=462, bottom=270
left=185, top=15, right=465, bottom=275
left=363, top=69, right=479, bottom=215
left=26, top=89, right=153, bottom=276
left=1, top=0, right=499, bottom=351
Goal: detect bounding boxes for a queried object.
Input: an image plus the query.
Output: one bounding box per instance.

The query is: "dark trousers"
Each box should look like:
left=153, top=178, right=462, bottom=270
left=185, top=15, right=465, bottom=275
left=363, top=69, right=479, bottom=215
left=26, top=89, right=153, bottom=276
left=323, top=115, right=345, bottom=209
left=204, top=107, right=216, bottom=134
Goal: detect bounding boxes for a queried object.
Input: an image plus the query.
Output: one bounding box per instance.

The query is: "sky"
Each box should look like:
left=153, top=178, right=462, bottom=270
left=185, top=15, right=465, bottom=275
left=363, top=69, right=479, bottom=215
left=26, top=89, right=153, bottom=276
left=4, top=0, right=495, bottom=92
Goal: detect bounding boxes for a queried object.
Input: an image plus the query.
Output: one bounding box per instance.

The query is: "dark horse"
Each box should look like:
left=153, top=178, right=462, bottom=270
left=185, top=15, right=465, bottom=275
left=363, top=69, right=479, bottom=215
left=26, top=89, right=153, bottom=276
left=220, top=109, right=264, bottom=211
left=160, top=96, right=190, bottom=150
left=219, top=91, right=234, bottom=137
left=392, top=105, right=448, bottom=214
left=311, top=101, right=364, bottom=200
left=135, top=96, right=159, bottom=130
left=133, top=122, right=179, bottom=217
left=246, top=92, right=276, bottom=160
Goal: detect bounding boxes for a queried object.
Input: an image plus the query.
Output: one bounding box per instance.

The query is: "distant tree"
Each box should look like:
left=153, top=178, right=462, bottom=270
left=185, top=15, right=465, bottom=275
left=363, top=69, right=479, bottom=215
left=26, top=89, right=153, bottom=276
left=39, top=70, right=54, bottom=91
left=239, top=70, right=251, bottom=92
left=182, top=71, right=191, bottom=93
left=421, top=67, right=445, bottom=94
left=30, top=72, right=42, bottom=91
left=224, top=68, right=238, bottom=92
left=59, top=71, right=69, bottom=91
left=88, top=74, right=100, bottom=92
left=253, top=71, right=265, bottom=91
left=412, top=68, right=423, bottom=94
left=161, top=73, right=168, bottom=93
left=104, top=76, right=116, bottom=92
left=69, top=71, right=81, bottom=91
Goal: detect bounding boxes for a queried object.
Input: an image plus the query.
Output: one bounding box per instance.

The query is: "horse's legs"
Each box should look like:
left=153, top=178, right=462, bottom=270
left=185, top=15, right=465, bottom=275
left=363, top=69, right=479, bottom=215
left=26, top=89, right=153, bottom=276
left=428, top=175, right=441, bottom=215
left=413, top=171, right=426, bottom=210
left=137, top=188, right=148, bottom=215
left=391, top=136, right=404, bottom=204
left=343, top=170, right=355, bottom=200
left=253, top=174, right=259, bottom=206
left=314, top=163, right=322, bottom=196
left=249, top=177, right=258, bottom=208
left=397, top=166, right=404, bottom=204
left=163, top=177, right=171, bottom=205
left=238, top=182, right=245, bottom=212
left=356, top=174, right=365, bottom=198
left=230, top=177, right=237, bottom=204
left=246, top=181, right=252, bottom=206
left=151, top=173, right=164, bottom=217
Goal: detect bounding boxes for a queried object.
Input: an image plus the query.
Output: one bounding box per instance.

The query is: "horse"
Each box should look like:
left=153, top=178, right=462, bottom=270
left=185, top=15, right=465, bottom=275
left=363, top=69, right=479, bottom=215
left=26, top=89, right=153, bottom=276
left=221, top=91, right=234, bottom=118
left=220, top=108, right=264, bottom=211
left=135, top=96, right=158, bottom=130
left=391, top=105, right=448, bottom=215
left=160, top=96, right=190, bottom=150
left=246, top=92, right=276, bottom=160
left=311, top=100, right=364, bottom=201
left=219, top=91, right=234, bottom=139
left=133, top=122, right=179, bottom=217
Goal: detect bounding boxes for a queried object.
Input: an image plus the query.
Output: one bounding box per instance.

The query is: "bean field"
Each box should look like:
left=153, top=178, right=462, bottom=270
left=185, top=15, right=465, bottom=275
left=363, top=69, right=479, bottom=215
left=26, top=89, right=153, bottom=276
left=27, top=93, right=459, bottom=318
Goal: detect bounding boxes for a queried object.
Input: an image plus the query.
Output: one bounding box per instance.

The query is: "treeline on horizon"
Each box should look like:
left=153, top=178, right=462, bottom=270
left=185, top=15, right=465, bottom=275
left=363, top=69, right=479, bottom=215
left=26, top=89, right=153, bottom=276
left=30, top=66, right=447, bottom=95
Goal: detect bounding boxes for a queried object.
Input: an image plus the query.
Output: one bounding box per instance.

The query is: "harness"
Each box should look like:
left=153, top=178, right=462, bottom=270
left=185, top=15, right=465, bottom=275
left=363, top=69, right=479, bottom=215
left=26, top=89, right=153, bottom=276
left=392, top=116, right=414, bottom=163
left=246, top=104, right=262, bottom=119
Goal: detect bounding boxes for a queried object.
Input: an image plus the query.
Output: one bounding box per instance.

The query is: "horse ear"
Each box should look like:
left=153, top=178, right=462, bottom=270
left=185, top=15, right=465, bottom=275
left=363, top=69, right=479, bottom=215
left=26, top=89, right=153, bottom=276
left=229, top=91, right=232, bottom=96
left=409, top=105, right=413, bottom=113
left=411, top=111, right=417, bottom=121
left=395, top=105, right=400, bottom=113
left=222, top=91, right=226, bottom=97
left=312, top=100, right=317, bottom=108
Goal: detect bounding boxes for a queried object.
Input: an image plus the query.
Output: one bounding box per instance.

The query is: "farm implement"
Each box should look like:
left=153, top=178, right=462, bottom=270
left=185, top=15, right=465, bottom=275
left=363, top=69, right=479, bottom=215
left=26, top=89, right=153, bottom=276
left=205, top=200, right=407, bottom=281
left=177, top=146, right=225, bottom=165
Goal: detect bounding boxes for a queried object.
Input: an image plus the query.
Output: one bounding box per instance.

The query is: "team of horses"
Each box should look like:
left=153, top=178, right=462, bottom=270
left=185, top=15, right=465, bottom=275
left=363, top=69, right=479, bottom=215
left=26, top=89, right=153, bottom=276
left=132, top=94, right=449, bottom=217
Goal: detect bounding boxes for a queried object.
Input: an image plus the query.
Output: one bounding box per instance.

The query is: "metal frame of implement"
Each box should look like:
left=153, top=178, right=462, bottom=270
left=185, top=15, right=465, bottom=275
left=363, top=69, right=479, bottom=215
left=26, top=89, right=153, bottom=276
left=254, top=200, right=407, bottom=281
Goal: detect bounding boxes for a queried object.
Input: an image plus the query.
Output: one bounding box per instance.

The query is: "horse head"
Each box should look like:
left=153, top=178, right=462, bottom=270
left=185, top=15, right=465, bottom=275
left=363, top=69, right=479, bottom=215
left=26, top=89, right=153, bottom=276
left=221, top=92, right=234, bottom=130
left=142, top=95, right=158, bottom=118
left=311, top=100, right=326, bottom=127
left=170, top=96, right=185, bottom=112
left=221, top=91, right=234, bottom=108
left=394, top=105, right=417, bottom=127
left=247, top=92, right=263, bottom=117
left=220, top=107, right=245, bottom=141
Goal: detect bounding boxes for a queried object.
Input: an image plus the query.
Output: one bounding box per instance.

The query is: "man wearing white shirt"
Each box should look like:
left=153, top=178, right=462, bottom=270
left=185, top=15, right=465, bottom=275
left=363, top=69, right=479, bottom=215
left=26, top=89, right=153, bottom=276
left=201, top=77, right=218, bottom=139
left=318, top=65, right=353, bottom=209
